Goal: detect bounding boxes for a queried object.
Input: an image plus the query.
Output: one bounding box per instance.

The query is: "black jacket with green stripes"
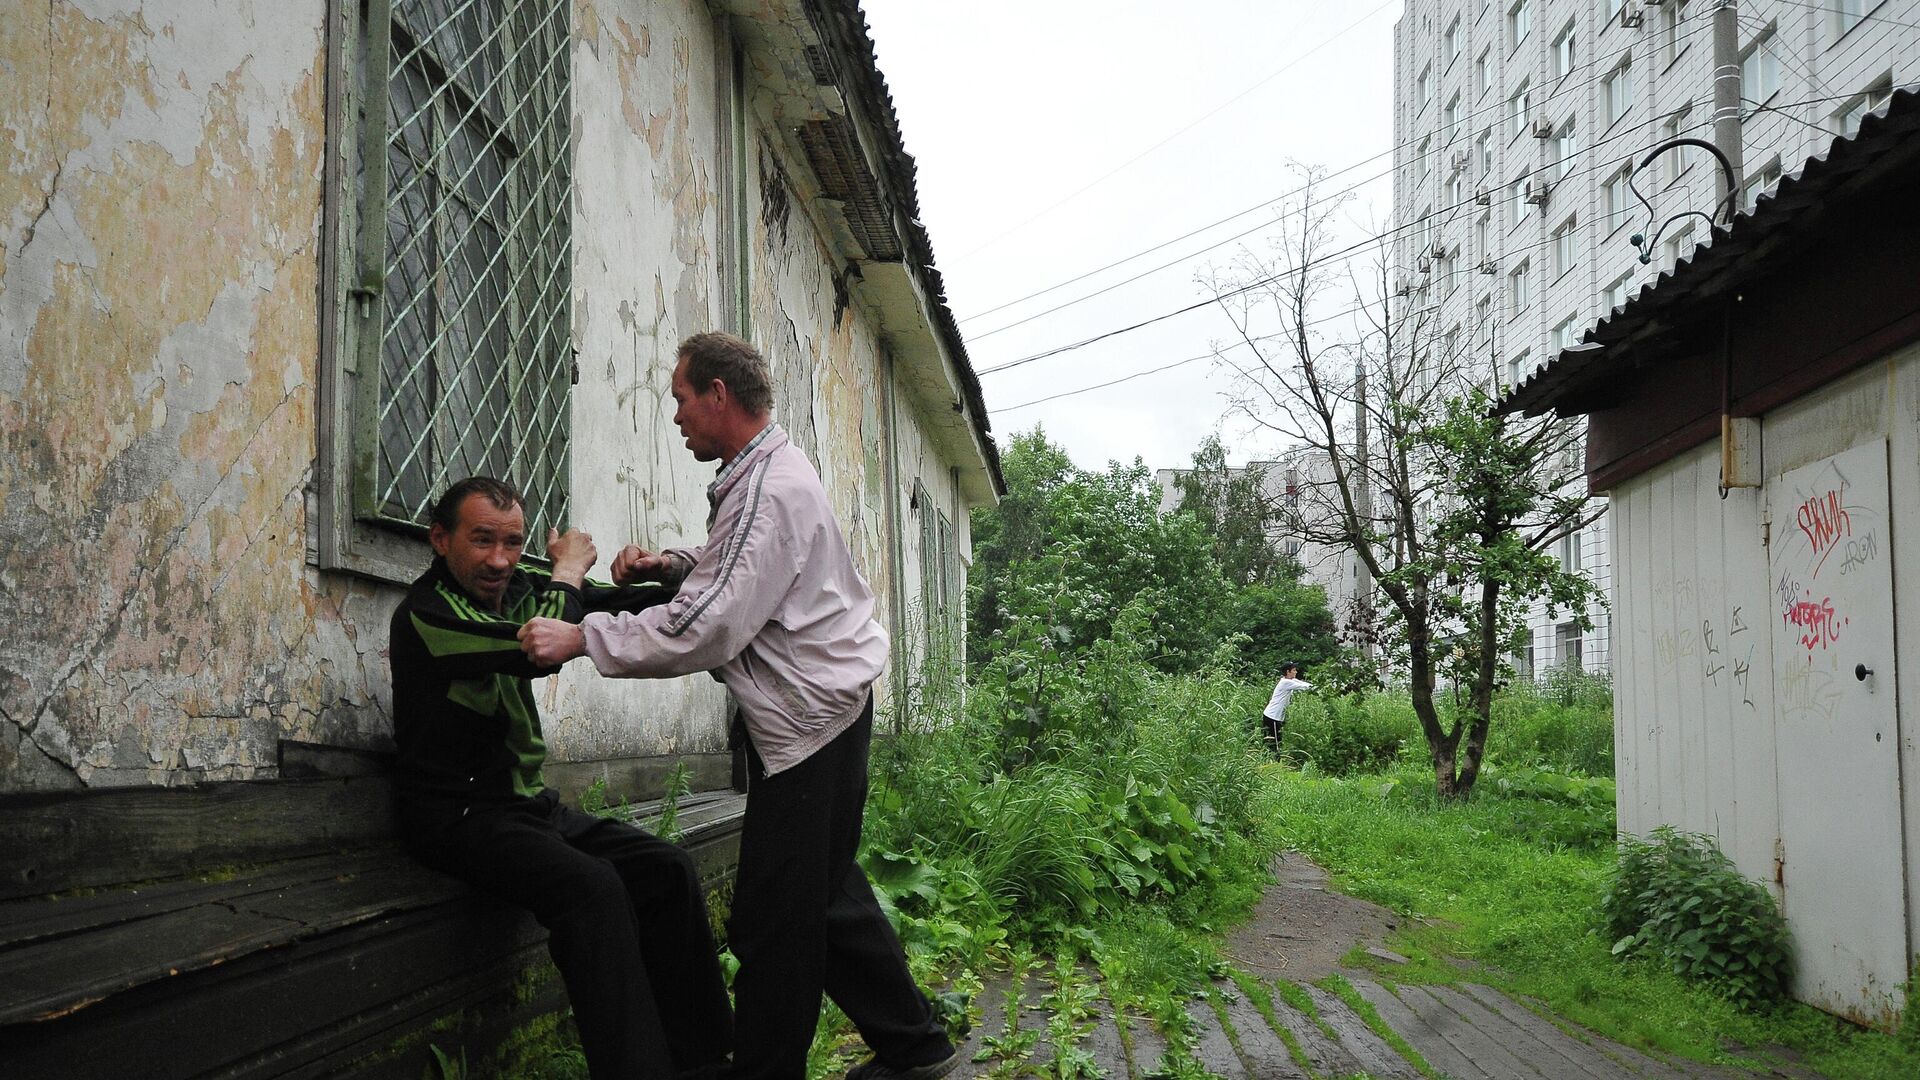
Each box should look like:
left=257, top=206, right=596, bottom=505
left=389, top=556, right=672, bottom=811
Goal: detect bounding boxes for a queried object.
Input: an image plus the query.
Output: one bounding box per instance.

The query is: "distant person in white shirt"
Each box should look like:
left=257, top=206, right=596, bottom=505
left=1262, top=661, right=1313, bottom=758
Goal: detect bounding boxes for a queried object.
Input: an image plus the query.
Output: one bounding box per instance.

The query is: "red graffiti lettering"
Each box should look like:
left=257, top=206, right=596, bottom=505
left=1783, top=594, right=1844, bottom=651
left=1797, top=489, right=1853, bottom=575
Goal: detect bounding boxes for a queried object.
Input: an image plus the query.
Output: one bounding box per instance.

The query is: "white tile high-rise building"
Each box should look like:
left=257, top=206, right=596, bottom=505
left=1392, top=0, right=1917, bottom=676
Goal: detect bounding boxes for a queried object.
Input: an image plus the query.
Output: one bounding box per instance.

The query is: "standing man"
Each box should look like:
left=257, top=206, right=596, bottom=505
left=519, top=332, right=957, bottom=1080
left=390, top=476, right=734, bottom=1080
left=1262, top=661, right=1314, bottom=758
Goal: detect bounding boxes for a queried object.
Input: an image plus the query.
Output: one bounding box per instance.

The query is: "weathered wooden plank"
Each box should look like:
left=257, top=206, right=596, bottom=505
left=1185, top=997, right=1245, bottom=1079
left=1455, top=985, right=1684, bottom=1080
left=0, top=903, right=306, bottom=1024
left=1428, top=984, right=1610, bottom=1080
left=1399, top=984, right=1549, bottom=1079
left=0, top=903, right=548, bottom=1080
left=1118, top=1009, right=1167, bottom=1080
left=1219, top=989, right=1310, bottom=1079
left=1348, top=978, right=1490, bottom=1080
left=0, top=777, right=395, bottom=900
left=1263, top=983, right=1370, bottom=1079
left=1302, top=985, right=1423, bottom=1080
left=0, top=853, right=375, bottom=949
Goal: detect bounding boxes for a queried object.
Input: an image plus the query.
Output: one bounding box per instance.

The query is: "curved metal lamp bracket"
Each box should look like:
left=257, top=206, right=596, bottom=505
left=1626, top=137, right=1739, bottom=264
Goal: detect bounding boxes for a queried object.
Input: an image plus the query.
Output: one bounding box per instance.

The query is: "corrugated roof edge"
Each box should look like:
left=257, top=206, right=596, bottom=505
left=807, top=0, right=1005, bottom=496
left=1497, top=86, right=1920, bottom=418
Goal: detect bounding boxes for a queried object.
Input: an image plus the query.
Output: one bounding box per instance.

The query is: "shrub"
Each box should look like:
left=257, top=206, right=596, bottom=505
left=1280, top=693, right=1417, bottom=776
left=1487, top=676, right=1614, bottom=775
left=1601, top=827, right=1791, bottom=1008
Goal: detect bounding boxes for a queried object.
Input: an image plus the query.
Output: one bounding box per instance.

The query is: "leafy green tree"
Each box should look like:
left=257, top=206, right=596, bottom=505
left=1203, top=165, right=1601, bottom=799
left=1173, top=434, right=1292, bottom=587
left=967, top=429, right=1231, bottom=675
left=1222, top=579, right=1339, bottom=678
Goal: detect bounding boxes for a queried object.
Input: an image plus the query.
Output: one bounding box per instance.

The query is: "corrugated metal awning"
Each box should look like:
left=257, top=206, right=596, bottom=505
left=1497, top=87, right=1920, bottom=419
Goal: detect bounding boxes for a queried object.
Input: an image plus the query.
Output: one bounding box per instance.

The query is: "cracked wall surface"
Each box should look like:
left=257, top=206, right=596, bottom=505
left=0, top=1, right=389, bottom=791
left=0, top=0, right=980, bottom=791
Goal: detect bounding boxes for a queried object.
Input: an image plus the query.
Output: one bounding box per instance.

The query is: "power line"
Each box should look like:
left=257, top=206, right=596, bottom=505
left=948, top=0, right=1400, bottom=265
left=980, top=95, right=1720, bottom=376
left=956, top=16, right=1731, bottom=330
left=982, top=80, right=1920, bottom=412
left=983, top=77, right=1912, bottom=407
left=1756, top=0, right=1920, bottom=34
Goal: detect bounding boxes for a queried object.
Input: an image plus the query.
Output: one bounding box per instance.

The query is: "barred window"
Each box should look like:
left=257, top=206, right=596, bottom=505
left=359, top=0, right=573, bottom=544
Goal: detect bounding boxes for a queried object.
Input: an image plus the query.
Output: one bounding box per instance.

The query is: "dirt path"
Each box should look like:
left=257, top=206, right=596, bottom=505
left=942, top=853, right=1826, bottom=1080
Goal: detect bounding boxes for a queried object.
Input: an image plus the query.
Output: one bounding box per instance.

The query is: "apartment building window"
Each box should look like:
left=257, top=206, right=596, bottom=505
left=1605, top=269, right=1635, bottom=311
left=1478, top=128, right=1494, bottom=175
left=1833, top=0, right=1871, bottom=37
left=1603, top=165, right=1632, bottom=228
left=1605, top=0, right=1629, bottom=26
left=1509, top=0, right=1532, bottom=49
left=1508, top=77, right=1532, bottom=140
left=1556, top=621, right=1584, bottom=668
left=1661, top=1, right=1688, bottom=67
left=1508, top=347, right=1532, bottom=388
left=1418, top=136, right=1432, bottom=189
left=1444, top=93, right=1461, bottom=142
left=1551, top=19, right=1576, bottom=79
left=1552, top=216, right=1578, bottom=277
left=1476, top=47, right=1491, bottom=97
left=1447, top=166, right=1465, bottom=208
left=338, top=0, right=576, bottom=544
left=1417, top=64, right=1432, bottom=113
left=1446, top=325, right=1463, bottom=363
left=1509, top=258, right=1531, bottom=316
left=1551, top=311, right=1580, bottom=351
left=1603, top=58, right=1633, bottom=126
left=1445, top=16, right=1461, bottom=65
left=1832, top=75, right=1894, bottom=138
left=1742, top=29, right=1781, bottom=106
left=1743, top=157, right=1784, bottom=207
left=1508, top=175, right=1528, bottom=228
left=1476, top=212, right=1491, bottom=258
left=1666, top=222, right=1695, bottom=264
left=1439, top=250, right=1458, bottom=300
left=1559, top=529, right=1583, bottom=572
left=1663, top=106, right=1694, bottom=182
left=1552, top=119, right=1577, bottom=181
left=1478, top=295, right=1494, bottom=334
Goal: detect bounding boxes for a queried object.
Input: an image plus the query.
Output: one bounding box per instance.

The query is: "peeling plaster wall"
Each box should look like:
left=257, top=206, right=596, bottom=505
left=0, top=0, right=983, bottom=791
left=546, top=0, right=735, bottom=763
left=0, top=1, right=393, bottom=792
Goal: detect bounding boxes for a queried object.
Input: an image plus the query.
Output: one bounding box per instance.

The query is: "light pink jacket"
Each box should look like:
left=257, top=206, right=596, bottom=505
left=581, top=425, right=889, bottom=775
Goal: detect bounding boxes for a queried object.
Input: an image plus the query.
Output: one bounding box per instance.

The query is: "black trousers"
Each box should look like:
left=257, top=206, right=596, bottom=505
left=725, top=698, right=952, bottom=1079
left=1263, top=714, right=1286, bottom=757
left=401, top=788, right=733, bottom=1080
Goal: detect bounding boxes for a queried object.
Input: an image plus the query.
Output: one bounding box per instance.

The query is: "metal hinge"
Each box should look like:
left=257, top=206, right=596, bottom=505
left=570, top=344, right=580, bottom=386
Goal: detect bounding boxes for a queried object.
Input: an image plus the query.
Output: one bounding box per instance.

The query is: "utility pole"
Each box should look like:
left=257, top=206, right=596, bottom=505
left=1712, top=0, right=1745, bottom=212
left=1354, top=342, right=1375, bottom=662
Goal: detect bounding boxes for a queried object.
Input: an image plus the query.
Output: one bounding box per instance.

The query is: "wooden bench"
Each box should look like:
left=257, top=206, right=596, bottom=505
left=0, top=764, right=746, bottom=1079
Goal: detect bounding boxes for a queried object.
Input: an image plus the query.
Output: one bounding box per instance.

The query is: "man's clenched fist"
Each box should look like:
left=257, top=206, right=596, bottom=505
left=519, top=616, right=588, bottom=667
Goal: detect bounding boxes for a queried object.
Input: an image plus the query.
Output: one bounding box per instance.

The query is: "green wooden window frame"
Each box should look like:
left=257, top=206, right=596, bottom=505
left=321, top=0, right=572, bottom=575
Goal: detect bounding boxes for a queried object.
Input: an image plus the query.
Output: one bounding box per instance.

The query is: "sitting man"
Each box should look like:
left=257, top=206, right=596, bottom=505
left=389, top=476, right=733, bottom=1080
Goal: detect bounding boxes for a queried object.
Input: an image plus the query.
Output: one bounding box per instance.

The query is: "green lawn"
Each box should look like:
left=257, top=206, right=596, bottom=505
left=1266, top=763, right=1920, bottom=1080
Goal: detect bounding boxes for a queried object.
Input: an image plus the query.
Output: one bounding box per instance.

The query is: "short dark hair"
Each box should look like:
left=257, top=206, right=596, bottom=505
left=678, top=331, right=774, bottom=415
left=429, top=476, right=525, bottom=531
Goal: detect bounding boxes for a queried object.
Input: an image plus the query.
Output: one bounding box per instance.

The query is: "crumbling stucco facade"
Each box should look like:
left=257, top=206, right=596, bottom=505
left=0, top=0, right=997, bottom=792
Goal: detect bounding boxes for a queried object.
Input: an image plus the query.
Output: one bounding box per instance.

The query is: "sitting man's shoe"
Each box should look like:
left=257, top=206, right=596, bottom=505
left=844, top=1050, right=959, bottom=1080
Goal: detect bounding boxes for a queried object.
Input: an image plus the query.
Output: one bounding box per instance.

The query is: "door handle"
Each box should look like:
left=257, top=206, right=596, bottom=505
left=1856, top=663, right=1874, bottom=682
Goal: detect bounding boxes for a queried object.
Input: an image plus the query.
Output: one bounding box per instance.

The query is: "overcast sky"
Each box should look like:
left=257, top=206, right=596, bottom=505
left=862, top=1, right=1404, bottom=474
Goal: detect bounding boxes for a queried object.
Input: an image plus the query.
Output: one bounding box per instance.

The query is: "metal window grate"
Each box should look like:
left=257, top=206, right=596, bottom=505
left=365, top=0, right=572, bottom=543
